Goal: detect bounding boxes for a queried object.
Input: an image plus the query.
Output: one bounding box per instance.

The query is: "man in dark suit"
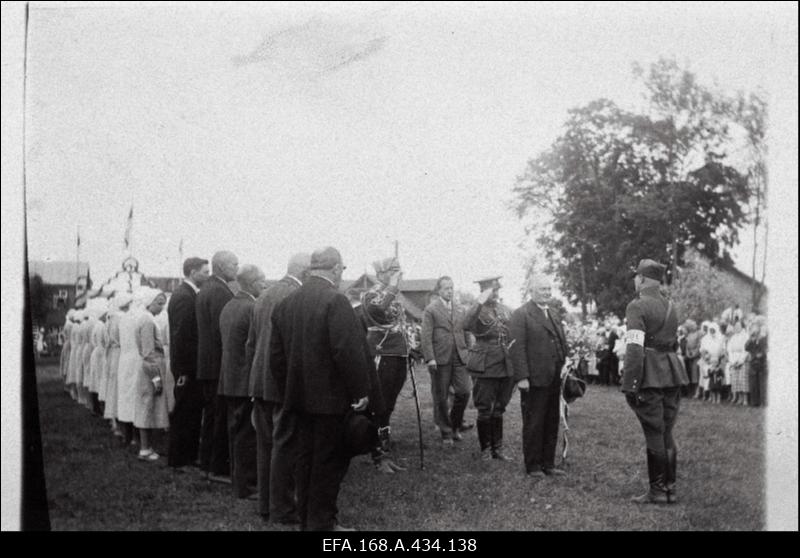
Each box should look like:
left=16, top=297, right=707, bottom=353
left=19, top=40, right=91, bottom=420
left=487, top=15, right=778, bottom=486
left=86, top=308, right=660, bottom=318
left=245, top=252, right=310, bottom=523
left=196, top=250, right=238, bottom=479
left=270, top=246, right=371, bottom=532
left=219, top=264, right=265, bottom=498
left=167, top=257, right=210, bottom=470
left=421, top=276, right=472, bottom=446
left=509, top=275, right=569, bottom=478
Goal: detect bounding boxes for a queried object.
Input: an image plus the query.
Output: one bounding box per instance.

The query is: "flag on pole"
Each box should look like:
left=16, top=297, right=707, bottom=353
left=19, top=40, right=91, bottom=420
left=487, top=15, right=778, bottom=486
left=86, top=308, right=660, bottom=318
left=123, top=205, right=133, bottom=250
left=77, top=227, right=81, bottom=247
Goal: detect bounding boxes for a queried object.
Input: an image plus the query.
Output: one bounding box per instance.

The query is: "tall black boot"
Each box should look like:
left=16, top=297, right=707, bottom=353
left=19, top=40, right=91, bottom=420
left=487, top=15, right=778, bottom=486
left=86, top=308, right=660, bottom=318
left=373, top=426, right=406, bottom=474
left=491, top=416, right=511, bottom=462
left=631, top=449, right=669, bottom=504
left=477, top=419, right=492, bottom=461
left=665, top=448, right=678, bottom=504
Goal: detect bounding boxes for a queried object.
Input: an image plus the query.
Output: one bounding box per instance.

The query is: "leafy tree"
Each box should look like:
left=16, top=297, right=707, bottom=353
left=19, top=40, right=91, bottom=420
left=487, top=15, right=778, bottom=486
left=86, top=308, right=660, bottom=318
left=730, top=90, right=768, bottom=308
left=513, top=58, right=757, bottom=318
left=669, top=249, right=752, bottom=323
left=29, top=274, right=49, bottom=325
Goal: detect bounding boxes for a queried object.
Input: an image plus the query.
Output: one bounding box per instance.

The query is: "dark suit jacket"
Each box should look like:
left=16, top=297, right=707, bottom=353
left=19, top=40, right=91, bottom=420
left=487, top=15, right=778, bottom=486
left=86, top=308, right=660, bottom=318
left=420, top=298, right=468, bottom=365
left=509, top=301, right=568, bottom=387
left=246, top=276, right=301, bottom=402
left=196, top=275, right=234, bottom=382
left=167, top=281, right=199, bottom=380
left=269, top=276, right=371, bottom=415
left=218, top=292, right=255, bottom=397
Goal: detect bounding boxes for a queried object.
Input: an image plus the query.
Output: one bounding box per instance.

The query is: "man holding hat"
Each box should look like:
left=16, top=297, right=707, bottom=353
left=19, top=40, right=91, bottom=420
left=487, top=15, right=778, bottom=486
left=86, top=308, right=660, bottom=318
left=463, top=276, right=515, bottom=461
left=622, top=258, right=688, bottom=505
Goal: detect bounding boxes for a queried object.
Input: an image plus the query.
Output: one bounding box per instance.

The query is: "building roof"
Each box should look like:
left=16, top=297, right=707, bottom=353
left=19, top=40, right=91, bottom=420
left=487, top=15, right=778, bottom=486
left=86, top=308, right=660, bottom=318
left=401, top=278, right=439, bottom=292
left=29, top=260, right=89, bottom=286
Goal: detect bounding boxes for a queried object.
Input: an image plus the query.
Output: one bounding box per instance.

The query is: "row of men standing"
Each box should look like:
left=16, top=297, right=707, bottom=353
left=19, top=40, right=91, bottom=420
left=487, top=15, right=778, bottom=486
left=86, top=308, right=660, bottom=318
left=164, top=247, right=575, bottom=530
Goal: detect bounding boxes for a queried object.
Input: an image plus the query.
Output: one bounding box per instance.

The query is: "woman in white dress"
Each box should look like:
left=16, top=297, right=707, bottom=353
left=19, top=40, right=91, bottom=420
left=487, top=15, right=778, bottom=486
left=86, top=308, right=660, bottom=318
left=60, top=310, right=76, bottom=395
left=77, top=313, right=95, bottom=410
left=87, top=298, right=109, bottom=412
left=104, top=292, right=132, bottom=438
left=117, top=292, right=145, bottom=445
left=133, top=288, right=170, bottom=461
left=700, top=322, right=726, bottom=404
left=726, top=320, right=749, bottom=405
left=66, top=310, right=84, bottom=401
left=153, top=299, right=175, bottom=415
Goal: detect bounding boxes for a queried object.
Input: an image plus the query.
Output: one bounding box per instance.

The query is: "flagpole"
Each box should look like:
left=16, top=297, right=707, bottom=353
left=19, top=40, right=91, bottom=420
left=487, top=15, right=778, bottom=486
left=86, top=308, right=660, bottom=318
left=75, top=225, right=81, bottom=306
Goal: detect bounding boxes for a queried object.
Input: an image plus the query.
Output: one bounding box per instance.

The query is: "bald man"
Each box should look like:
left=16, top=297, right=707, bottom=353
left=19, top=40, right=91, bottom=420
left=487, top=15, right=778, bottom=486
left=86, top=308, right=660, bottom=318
left=220, top=264, right=266, bottom=498
left=196, top=250, right=239, bottom=479
left=509, top=275, right=569, bottom=478
left=245, top=253, right=310, bottom=523
left=270, top=247, right=371, bottom=531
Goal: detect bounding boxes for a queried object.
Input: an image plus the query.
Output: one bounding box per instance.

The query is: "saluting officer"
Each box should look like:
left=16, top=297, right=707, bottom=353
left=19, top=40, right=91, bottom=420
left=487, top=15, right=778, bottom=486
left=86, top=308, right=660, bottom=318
left=622, top=259, right=688, bottom=504
left=463, top=276, right=515, bottom=461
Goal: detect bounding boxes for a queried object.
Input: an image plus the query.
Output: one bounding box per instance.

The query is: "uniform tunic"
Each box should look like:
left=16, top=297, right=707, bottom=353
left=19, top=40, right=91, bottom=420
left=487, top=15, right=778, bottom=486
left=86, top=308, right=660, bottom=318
left=463, top=300, right=515, bottom=420
left=622, top=285, right=688, bottom=455
left=360, top=283, right=409, bottom=428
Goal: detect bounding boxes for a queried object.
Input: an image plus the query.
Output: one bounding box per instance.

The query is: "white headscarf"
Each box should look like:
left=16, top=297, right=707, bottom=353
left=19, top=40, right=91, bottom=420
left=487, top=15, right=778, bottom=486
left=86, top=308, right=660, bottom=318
left=112, top=291, right=134, bottom=312
left=700, top=322, right=725, bottom=361
left=134, top=286, right=164, bottom=311
left=85, top=297, right=109, bottom=319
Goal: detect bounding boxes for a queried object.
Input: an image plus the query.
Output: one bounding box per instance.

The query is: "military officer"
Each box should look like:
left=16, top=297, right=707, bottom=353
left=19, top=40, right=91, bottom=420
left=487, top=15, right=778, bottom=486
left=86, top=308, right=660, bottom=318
left=463, top=277, right=515, bottom=461
left=622, top=259, right=689, bottom=504
left=360, top=256, right=410, bottom=474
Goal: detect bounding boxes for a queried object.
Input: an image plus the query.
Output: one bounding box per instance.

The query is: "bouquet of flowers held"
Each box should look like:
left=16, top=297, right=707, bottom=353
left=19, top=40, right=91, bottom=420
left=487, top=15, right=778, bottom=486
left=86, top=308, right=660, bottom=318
left=564, top=322, right=596, bottom=362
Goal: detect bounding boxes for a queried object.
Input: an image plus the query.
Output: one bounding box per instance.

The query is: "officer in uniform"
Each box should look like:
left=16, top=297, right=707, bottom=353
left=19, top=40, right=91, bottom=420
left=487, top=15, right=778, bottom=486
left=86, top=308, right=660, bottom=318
left=360, top=257, right=410, bottom=474
left=463, top=277, right=515, bottom=461
left=622, top=259, right=689, bottom=504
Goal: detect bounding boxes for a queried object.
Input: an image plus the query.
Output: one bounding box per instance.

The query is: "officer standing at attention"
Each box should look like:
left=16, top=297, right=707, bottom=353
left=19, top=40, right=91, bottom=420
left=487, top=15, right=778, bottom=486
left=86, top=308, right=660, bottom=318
left=622, top=259, right=688, bottom=505
left=463, top=276, right=515, bottom=462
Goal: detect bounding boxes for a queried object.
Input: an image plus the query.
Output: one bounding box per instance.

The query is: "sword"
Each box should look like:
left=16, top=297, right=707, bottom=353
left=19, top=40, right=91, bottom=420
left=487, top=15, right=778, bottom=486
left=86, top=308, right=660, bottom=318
left=407, top=358, right=425, bottom=470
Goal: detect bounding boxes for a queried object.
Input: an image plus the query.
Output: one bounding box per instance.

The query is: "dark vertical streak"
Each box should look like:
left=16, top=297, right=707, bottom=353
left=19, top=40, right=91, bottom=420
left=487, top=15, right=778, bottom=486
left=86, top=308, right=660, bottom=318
left=20, top=1, right=51, bottom=532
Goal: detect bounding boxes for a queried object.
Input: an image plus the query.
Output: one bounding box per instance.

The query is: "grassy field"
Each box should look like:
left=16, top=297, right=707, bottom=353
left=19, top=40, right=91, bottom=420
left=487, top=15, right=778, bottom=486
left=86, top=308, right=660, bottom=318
left=37, top=363, right=764, bottom=531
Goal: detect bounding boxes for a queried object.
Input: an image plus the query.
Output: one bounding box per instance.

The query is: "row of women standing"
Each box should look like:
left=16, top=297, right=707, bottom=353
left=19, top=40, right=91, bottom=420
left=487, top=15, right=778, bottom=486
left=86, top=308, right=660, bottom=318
left=59, top=287, right=174, bottom=459
left=679, top=316, right=768, bottom=406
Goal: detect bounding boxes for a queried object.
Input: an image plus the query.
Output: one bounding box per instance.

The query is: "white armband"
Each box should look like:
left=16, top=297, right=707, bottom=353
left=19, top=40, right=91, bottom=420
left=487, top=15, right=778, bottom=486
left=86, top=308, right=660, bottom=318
left=625, top=329, right=645, bottom=346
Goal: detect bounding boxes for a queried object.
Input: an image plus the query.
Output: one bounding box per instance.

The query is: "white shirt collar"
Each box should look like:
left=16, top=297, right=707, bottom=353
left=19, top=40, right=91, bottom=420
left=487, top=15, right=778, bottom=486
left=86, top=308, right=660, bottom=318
left=315, top=275, right=336, bottom=287
left=287, top=275, right=302, bottom=287
left=184, top=279, right=200, bottom=294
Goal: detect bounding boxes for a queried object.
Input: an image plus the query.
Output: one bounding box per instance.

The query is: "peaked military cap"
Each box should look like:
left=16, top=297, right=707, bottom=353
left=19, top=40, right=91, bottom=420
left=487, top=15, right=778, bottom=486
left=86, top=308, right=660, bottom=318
left=475, top=276, right=502, bottom=291
left=632, top=259, right=666, bottom=281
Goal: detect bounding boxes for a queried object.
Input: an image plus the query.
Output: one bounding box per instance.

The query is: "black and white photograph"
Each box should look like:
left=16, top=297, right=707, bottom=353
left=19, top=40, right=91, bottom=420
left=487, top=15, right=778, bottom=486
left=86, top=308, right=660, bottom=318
left=1, top=1, right=797, bottom=533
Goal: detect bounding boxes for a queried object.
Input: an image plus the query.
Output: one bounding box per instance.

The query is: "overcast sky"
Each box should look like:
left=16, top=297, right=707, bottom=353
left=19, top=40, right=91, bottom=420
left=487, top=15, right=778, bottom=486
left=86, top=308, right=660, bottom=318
left=24, top=1, right=782, bottom=307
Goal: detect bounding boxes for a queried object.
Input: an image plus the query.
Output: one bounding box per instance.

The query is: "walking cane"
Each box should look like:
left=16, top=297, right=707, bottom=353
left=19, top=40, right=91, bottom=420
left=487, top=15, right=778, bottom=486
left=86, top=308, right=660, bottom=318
left=407, top=358, right=425, bottom=470
left=559, top=360, right=570, bottom=465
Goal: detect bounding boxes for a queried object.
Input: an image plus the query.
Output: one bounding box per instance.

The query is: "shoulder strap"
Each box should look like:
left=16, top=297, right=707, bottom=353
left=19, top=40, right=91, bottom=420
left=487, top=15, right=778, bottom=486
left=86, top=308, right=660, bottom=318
left=656, top=300, right=673, bottom=337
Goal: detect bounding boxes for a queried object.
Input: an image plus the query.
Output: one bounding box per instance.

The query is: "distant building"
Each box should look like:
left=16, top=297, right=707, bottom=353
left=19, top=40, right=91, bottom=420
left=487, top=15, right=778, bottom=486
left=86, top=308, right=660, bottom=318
left=715, top=260, right=768, bottom=315
left=28, top=260, right=91, bottom=329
